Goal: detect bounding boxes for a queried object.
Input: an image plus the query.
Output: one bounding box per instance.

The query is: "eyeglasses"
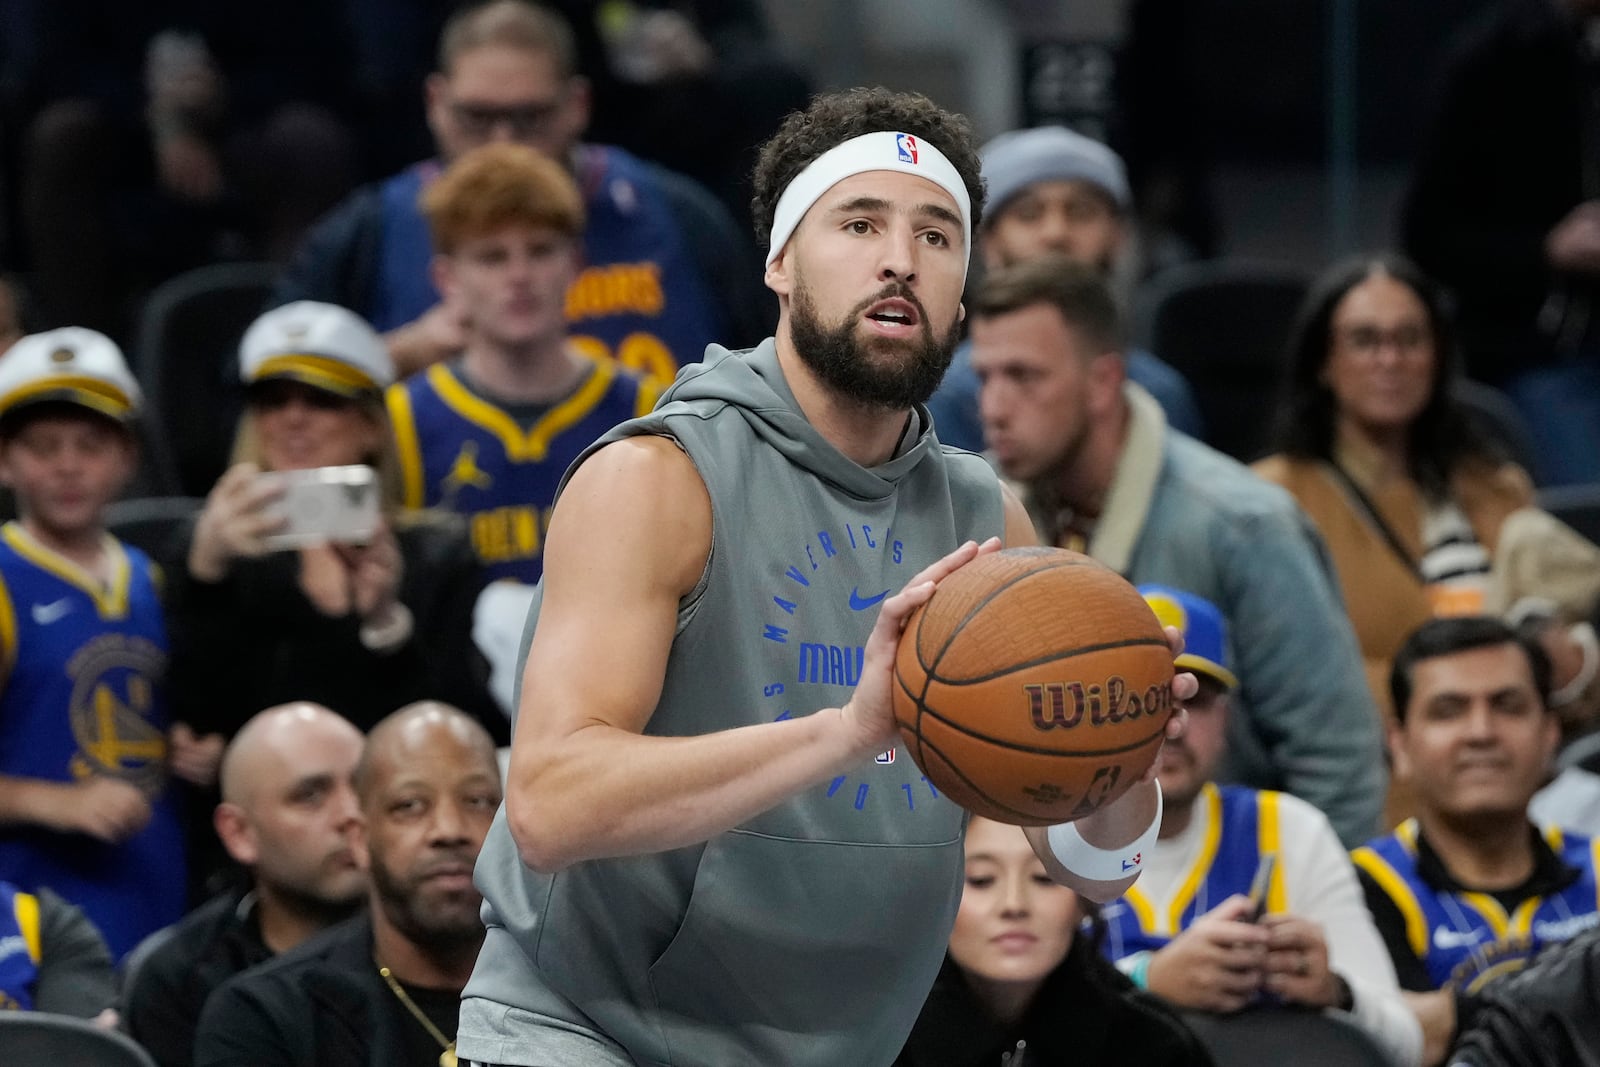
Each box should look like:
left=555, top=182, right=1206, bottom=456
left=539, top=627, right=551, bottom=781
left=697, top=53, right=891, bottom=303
left=1333, top=323, right=1433, bottom=359
left=450, top=98, right=566, bottom=141
left=248, top=380, right=356, bottom=412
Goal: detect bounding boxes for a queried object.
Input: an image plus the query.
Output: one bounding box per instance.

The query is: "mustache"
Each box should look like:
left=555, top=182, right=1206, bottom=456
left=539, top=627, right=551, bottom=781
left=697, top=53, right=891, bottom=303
left=853, top=282, right=929, bottom=321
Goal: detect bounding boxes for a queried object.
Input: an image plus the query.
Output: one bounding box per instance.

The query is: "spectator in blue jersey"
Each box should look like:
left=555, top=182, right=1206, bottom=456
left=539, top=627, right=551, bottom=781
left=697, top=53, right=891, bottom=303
left=0, top=328, right=188, bottom=959
left=927, top=125, right=1203, bottom=452
left=1354, top=616, right=1600, bottom=1067
left=970, top=257, right=1386, bottom=846
left=1098, top=586, right=1421, bottom=1066
left=387, top=141, right=657, bottom=588
left=165, top=302, right=503, bottom=743
left=0, top=879, right=117, bottom=1020
left=273, top=0, right=769, bottom=383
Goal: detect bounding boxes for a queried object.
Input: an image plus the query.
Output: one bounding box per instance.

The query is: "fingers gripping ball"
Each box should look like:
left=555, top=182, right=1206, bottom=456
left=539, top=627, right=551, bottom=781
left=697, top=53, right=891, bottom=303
left=892, top=547, right=1174, bottom=825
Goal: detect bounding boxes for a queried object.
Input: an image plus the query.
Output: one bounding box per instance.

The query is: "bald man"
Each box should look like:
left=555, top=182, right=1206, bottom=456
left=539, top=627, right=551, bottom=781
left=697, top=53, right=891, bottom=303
left=125, top=703, right=366, bottom=1067
left=194, top=702, right=502, bottom=1067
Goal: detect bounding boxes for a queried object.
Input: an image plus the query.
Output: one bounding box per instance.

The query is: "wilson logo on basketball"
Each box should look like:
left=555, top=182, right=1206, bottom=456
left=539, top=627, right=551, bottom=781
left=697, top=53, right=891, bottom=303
left=1023, top=678, right=1172, bottom=731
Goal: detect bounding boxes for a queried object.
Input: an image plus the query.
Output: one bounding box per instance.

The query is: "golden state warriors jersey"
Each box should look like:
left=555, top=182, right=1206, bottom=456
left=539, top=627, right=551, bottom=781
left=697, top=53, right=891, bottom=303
left=1353, top=819, right=1600, bottom=992
left=388, top=359, right=658, bottom=584
left=0, top=882, right=40, bottom=1010
left=0, top=523, right=186, bottom=959
left=1100, top=784, right=1291, bottom=960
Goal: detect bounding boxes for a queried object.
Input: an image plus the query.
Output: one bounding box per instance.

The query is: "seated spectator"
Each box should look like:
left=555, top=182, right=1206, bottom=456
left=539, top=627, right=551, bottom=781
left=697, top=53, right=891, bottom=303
left=274, top=0, right=768, bottom=381
left=193, top=701, right=501, bottom=1067
left=125, top=702, right=365, bottom=1067
left=895, top=815, right=1213, bottom=1067
left=0, top=328, right=188, bottom=959
left=0, top=879, right=116, bottom=1019
left=969, top=256, right=1384, bottom=845
left=1099, top=586, right=1421, bottom=1066
left=1448, top=922, right=1600, bottom=1067
left=928, top=125, right=1203, bottom=452
left=166, top=301, right=501, bottom=740
left=1253, top=255, right=1588, bottom=824
left=387, top=141, right=656, bottom=585
left=1353, top=617, right=1600, bottom=1067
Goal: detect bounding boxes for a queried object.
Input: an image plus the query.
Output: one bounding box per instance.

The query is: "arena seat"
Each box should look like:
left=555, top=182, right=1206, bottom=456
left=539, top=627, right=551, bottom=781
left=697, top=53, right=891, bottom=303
left=0, top=1011, right=158, bottom=1066
left=1180, top=1006, right=1392, bottom=1066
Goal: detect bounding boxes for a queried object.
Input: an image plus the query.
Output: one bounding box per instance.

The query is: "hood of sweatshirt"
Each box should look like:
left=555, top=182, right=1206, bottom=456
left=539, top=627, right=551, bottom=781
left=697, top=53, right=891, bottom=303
left=653, top=338, right=940, bottom=501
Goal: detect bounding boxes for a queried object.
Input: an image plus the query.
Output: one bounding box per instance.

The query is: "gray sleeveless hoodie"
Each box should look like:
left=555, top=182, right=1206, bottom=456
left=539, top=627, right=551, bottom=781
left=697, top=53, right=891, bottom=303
left=458, top=340, right=1004, bottom=1067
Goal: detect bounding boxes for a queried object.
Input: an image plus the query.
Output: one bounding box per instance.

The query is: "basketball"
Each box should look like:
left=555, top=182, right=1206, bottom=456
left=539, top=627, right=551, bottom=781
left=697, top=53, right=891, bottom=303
left=892, top=546, right=1174, bottom=826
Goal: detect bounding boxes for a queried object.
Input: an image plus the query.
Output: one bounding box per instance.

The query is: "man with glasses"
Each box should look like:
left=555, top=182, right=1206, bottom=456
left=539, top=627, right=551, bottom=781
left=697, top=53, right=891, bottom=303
left=273, top=0, right=768, bottom=382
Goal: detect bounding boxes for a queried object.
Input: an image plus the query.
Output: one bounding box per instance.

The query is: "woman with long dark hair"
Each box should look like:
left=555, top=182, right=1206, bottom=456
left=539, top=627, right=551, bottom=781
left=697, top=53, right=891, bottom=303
left=1254, top=254, right=1535, bottom=819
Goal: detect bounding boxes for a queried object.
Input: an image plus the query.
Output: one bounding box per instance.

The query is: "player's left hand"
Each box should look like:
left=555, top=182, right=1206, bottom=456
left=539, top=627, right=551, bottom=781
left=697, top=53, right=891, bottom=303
left=1262, top=913, right=1339, bottom=1008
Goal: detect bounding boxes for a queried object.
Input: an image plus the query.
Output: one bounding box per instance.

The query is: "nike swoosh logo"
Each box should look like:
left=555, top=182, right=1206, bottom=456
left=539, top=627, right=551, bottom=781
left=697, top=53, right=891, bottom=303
left=31, top=598, right=73, bottom=625
left=1433, top=927, right=1484, bottom=950
left=848, top=587, right=891, bottom=611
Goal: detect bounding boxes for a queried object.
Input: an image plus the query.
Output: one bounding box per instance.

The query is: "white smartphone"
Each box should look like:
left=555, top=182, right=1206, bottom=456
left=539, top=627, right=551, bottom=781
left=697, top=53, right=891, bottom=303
left=256, top=465, right=380, bottom=550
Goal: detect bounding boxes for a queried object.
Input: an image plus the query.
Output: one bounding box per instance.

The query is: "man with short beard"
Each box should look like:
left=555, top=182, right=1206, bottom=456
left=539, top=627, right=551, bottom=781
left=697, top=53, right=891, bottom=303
left=458, top=87, right=1190, bottom=1067
left=192, top=702, right=501, bottom=1067
left=125, top=702, right=366, bottom=1067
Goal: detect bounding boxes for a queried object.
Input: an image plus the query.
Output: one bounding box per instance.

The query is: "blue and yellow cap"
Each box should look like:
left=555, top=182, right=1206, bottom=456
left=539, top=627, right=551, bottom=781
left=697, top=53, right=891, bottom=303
left=1139, top=584, right=1238, bottom=690
left=239, top=301, right=394, bottom=399
left=0, top=327, right=141, bottom=424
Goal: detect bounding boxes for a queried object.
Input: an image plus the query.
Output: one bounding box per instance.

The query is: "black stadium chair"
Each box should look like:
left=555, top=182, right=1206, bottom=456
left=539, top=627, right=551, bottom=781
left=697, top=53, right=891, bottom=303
left=1180, top=1007, right=1392, bottom=1067
left=1452, top=378, right=1538, bottom=479
left=0, top=1011, right=158, bottom=1066
left=1134, top=259, right=1313, bottom=463
left=104, top=496, right=204, bottom=571
left=135, top=262, right=277, bottom=498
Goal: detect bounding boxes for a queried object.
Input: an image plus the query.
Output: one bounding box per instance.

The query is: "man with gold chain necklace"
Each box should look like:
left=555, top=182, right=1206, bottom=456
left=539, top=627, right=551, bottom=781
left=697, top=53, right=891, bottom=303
left=193, top=702, right=502, bottom=1067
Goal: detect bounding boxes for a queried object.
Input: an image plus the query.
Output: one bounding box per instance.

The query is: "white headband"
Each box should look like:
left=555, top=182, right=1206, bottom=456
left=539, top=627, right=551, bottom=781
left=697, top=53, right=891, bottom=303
left=765, top=131, right=972, bottom=270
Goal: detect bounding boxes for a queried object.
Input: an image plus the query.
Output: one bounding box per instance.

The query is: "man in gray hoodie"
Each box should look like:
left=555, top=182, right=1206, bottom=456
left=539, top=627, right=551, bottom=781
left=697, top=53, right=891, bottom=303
left=457, top=87, right=1189, bottom=1067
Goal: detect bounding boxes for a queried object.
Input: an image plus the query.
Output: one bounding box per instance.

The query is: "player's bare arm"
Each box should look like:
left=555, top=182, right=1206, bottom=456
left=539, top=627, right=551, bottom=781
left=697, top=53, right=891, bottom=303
left=997, top=483, right=1192, bottom=900
left=507, top=435, right=990, bottom=871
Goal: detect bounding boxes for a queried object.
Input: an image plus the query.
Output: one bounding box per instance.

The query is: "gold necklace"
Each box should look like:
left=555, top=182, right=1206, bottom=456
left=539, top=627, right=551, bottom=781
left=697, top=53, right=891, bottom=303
left=377, top=965, right=458, bottom=1067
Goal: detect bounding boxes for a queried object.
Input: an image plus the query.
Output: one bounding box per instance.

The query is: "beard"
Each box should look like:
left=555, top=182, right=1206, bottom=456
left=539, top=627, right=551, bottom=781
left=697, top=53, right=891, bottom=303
left=369, top=850, right=484, bottom=953
left=789, top=278, right=961, bottom=410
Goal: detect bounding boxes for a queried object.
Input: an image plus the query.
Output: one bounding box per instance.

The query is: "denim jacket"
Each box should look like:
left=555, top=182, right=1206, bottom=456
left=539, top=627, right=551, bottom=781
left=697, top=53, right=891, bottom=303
left=1018, top=383, right=1385, bottom=846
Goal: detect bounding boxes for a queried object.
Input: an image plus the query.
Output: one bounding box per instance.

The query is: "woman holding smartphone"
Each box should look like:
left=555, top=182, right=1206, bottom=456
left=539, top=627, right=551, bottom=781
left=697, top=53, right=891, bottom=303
left=167, top=301, right=502, bottom=742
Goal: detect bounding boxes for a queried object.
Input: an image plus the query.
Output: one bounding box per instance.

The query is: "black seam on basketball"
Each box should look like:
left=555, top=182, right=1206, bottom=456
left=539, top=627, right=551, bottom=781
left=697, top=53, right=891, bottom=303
left=916, top=697, right=1169, bottom=757
left=924, top=558, right=1094, bottom=678
left=895, top=658, right=932, bottom=776
left=927, top=636, right=1171, bottom=686
left=911, top=607, right=932, bottom=774
left=917, top=734, right=1068, bottom=824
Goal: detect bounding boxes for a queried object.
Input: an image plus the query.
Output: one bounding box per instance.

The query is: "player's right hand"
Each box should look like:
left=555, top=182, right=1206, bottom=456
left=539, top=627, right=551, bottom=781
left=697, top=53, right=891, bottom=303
left=68, top=777, right=154, bottom=844
left=839, top=537, right=1001, bottom=756
left=1145, top=894, right=1268, bottom=1013
left=189, top=463, right=286, bottom=580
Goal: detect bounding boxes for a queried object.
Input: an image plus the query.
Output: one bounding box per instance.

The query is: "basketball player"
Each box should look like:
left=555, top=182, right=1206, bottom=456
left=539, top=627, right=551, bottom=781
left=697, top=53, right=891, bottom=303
left=458, top=88, right=1192, bottom=1067
left=0, top=328, right=186, bottom=959
left=388, top=143, right=657, bottom=585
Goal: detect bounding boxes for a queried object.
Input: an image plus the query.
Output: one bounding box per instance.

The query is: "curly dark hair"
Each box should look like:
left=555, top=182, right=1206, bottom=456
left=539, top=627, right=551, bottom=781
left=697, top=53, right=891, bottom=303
left=1273, top=252, right=1498, bottom=497
left=749, top=87, right=986, bottom=251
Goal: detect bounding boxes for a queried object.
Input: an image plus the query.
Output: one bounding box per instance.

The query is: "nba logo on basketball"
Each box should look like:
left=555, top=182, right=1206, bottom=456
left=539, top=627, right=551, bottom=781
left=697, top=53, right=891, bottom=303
left=874, top=748, right=896, bottom=765
left=896, top=133, right=918, bottom=164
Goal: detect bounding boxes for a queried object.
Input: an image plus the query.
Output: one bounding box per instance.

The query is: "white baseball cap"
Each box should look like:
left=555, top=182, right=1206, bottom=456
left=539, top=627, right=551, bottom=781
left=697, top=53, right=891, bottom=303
left=239, top=301, right=395, bottom=398
left=0, top=326, right=142, bottom=424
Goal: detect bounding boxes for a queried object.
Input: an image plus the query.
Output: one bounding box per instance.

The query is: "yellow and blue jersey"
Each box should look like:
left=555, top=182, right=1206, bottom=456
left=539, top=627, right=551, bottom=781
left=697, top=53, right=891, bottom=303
left=388, top=359, right=658, bottom=584
left=1100, top=783, right=1291, bottom=960
left=0, top=882, right=40, bottom=1011
left=0, top=522, right=186, bottom=960
left=1352, top=819, right=1600, bottom=992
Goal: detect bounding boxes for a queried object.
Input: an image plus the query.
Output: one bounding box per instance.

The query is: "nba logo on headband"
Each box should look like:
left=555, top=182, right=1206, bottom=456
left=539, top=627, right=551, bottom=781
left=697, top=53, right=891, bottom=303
left=896, top=133, right=918, bottom=164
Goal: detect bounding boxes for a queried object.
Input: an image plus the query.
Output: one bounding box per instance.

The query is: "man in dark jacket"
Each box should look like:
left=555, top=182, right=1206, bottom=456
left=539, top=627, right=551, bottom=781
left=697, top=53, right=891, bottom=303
left=124, top=703, right=366, bottom=1067
left=192, top=702, right=501, bottom=1067
left=1449, top=924, right=1600, bottom=1067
